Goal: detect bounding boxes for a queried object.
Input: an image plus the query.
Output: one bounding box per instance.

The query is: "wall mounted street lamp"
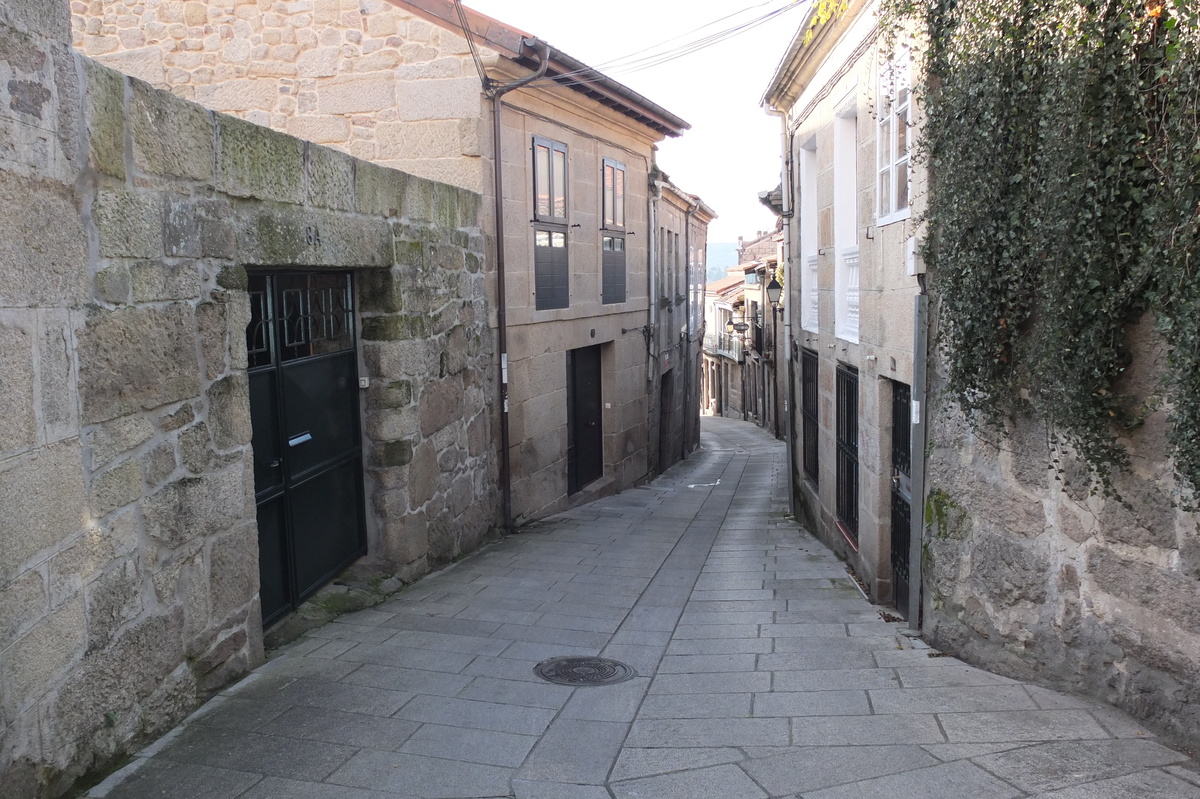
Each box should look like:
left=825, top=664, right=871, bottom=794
left=765, top=275, right=783, bottom=309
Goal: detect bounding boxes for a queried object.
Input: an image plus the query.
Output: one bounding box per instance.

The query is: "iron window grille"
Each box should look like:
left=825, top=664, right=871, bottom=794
left=801, top=348, right=820, bottom=483
left=835, top=363, right=859, bottom=542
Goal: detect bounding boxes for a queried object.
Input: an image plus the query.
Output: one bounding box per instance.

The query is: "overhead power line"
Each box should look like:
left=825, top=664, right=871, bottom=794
left=529, top=0, right=810, bottom=89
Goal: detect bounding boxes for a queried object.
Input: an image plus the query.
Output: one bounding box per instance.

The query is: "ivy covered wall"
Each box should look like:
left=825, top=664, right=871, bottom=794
left=892, top=0, right=1200, bottom=747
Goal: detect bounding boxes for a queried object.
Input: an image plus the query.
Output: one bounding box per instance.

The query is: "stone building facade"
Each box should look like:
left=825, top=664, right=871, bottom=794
left=702, top=270, right=747, bottom=420
left=72, top=0, right=490, bottom=193
left=0, top=0, right=492, bottom=791
left=762, top=0, right=925, bottom=613
left=649, top=179, right=713, bottom=473
left=74, top=0, right=709, bottom=524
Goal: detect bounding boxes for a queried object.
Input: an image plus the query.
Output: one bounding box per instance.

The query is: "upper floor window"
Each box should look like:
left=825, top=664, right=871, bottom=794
left=603, top=158, right=625, bottom=230
left=534, top=136, right=568, bottom=223
left=877, top=49, right=911, bottom=225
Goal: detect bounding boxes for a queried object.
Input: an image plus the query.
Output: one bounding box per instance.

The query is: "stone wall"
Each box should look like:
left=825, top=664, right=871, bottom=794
left=922, top=314, right=1200, bottom=748
left=72, top=0, right=490, bottom=192
left=0, top=1, right=492, bottom=792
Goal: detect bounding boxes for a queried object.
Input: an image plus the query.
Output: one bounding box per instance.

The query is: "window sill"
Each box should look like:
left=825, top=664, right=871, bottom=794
left=876, top=208, right=911, bottom=228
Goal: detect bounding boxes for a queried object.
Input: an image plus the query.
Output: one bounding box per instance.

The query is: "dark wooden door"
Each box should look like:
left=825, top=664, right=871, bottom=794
left=567, top=345, right=603, bottom=495
left=247, top=271, right=366, bottom=627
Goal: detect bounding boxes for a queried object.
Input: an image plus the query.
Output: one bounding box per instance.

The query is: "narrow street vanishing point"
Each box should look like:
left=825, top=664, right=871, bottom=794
left=88, top=418, right=1200, bottom=799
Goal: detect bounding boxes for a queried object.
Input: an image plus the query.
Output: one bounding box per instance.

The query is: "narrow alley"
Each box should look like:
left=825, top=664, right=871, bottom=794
left=83, top=417, right=1200, bottom=799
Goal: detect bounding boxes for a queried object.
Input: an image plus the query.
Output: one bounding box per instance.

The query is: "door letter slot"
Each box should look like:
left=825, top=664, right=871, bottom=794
left=288, top=432, right=313, bottom=447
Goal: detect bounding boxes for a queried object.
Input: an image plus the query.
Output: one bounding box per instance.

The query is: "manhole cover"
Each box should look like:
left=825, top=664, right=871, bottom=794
left=533, top=656, right=636, bottom=686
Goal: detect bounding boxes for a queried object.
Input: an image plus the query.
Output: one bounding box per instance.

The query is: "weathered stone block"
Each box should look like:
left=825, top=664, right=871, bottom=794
left=207, top=375, right=252, bottom=450
left=0, top=170, right=88, bottom=307
left=142, top=440, right=177, bottom=489
left=234, top=205, right=393, bottom=267
left=408, top=441, right=439, bottom=511
left=374, top=439, right=414, bottom=468
left=128, top=77, right=215, bottom=181
left=93, top=187, right=164, bottom=259
left=92, top=46, right=167, bottom=87
left=89, top=458, right=143, bottom=517
left=0, top=570, right=46, bottom=651
left=217, top=113, right=305, bottom=204
left=142, top=466, right=249, bottom=548
left=4, top=596, right=84, bottom=717
left=48, top=516, right=132, bottom=608
left=39, top=311, right=77, bottom=439
left=394, top=77, right=481, bottom=122
left=161, top=198, right=235, bottom=260
left=380, top=513, right=428, bottom=565
left=419, top=376, right=463, bottom=437
left=358, top=269, right=405, bottom=314
left=286, top=114, right=350, bottom=143
left=0, top=440, right=87, bottom=579
left=178, top=422, right=214, bottom=473
left=130, top=261, right=201, bottom=302
left=371, top=379, right=413, bottom=410
left=94, top=263, right=131, bottom=305
left=317, top=73, right=397, bottom=115
left=78, top=304, right=200, bottom=424
left=356, top=161, right=410, bottom=218
left=969, top=533, right=1050, bottom=606
left=86, top=559, right=143, bottom=651
left=307, top=142, right=354, bottom=211
left=0, top=318, right=36, bottom=453
left=0, top=0, right=71, bottom=42
left=194, top=79, right=279, bottom=114
left=208, top=523, right=258, bottom=623
left=48, top=609, right=185, bottom=751
left=87, top=415, right=155, bottom=469
left=83, top=60, right=125, bottom=179
left=361, top=314, right=429, bottom=341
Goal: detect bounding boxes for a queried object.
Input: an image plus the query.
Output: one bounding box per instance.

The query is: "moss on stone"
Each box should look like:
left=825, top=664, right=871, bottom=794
left=376, top=439, right=414, bottom=468
left=216, top=265, right=247, bottom=291
left=361, top=315, right=430, bottom=341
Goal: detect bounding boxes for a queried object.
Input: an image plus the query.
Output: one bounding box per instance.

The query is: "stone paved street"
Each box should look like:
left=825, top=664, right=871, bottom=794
left=90, top=417, right=1200, bottom=799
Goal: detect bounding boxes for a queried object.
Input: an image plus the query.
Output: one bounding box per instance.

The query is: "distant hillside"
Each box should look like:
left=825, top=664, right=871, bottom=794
left=706, top=242, right=738, bottom=282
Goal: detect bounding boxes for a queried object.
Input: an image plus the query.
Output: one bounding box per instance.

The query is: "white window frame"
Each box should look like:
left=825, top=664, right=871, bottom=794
left=876, top=47, right=912, bottom=227
left=834, top=111, right=859, bottom=344
left=798, top=138, right=819, bottom=334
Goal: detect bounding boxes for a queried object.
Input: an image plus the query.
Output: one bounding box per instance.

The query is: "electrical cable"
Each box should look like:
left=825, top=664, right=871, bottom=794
left=454, top=0, right=491, bottom=92
left=523, top=0, right=810, bottom=90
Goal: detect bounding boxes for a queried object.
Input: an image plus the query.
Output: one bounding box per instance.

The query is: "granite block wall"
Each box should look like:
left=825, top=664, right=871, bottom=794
left=0, top=2, right=493, bottom=793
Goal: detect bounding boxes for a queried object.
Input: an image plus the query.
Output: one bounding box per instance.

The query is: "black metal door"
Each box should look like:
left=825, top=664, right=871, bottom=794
left=247, top=271, right=366, bottom=627
left=890, top=381, right=913, bottom=619
left=567, top=345, right=603, bottom=495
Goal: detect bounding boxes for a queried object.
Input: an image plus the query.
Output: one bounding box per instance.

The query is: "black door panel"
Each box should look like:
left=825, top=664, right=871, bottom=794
left=247, top=271, right=366, bottom=627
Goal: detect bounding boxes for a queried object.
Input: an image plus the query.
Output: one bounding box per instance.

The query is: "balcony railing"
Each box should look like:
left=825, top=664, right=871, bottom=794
left=703, top=333, right=744, bottom=361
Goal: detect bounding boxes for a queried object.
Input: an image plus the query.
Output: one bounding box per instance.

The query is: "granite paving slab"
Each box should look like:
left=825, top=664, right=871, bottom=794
left=89, top=418, right=1199, bottom=799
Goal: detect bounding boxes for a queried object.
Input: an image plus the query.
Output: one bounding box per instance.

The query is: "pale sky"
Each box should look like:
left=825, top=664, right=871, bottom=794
left=465, top=0, right=809, bottom=244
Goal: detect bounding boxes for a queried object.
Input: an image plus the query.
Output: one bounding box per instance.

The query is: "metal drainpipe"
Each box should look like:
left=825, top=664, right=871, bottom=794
left=488, top=38, right=550, bottom=533
left=908, top=277, right=930, bottom=632
left=766, top=107, right=797, bottom=517
left=648, top=178, right=661, bottom=386
left=683, top=200, right=699, bottom=458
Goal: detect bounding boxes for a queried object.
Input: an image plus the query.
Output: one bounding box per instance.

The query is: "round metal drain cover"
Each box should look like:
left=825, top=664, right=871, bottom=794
left=534, top=656, right=636, bottom=686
